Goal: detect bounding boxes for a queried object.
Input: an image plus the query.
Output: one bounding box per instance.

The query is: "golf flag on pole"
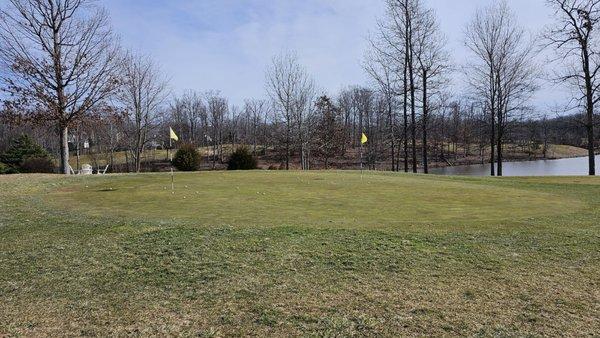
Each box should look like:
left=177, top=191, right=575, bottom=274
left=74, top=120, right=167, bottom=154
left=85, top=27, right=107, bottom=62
left=361, top=133, right=368, bottom=144
left=169, top=127, right=179, bottom=141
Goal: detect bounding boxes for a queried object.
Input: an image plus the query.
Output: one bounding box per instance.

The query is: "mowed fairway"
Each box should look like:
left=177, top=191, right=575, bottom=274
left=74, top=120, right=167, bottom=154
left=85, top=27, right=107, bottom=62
left=1, top=172, right=599, bottom=336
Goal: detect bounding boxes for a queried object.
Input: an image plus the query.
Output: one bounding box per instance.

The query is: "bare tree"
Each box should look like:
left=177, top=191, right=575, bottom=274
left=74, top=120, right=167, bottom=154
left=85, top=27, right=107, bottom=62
left=314, top=95, right=344, bottom=169
left=495, top=27, right=538, bottom=176
left=544, top=0, right=600, bottom=175
left=364, top=46, right=399, bottom=171
left=371, top=0, right=426, bottom=173
left=465, top=0, right=537, bottom=176
left=170, top=90, right=207, bottom=145
left=169, top=98, right=187, bottom=142
left=414, top=6, right=450, bottom=174
left=405, top=1, right=420, bottom=173
left=338, top=87, right=372, bottom=150
left=465, top=3, right=502, bottom=176
left=265, top=51, right=315, bottom=170
left=337, top=88, right=355, bottom=153
left=179, top=90, right=206, bottom=144
left=0, top=0, right=121, bottom=174
left=206, top=91, right=227, bottom=169
left=118, top=52, right=169, bottom=173
left=244, top=99, right=269, bottom=155
left=228, top=104, right=241, bottom=149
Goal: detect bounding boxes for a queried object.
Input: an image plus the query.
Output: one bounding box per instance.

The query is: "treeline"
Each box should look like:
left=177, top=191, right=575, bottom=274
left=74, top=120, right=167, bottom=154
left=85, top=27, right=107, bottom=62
left=1, top=0, right=599, bottom=175
left=0, top=87, right=592, bottom=172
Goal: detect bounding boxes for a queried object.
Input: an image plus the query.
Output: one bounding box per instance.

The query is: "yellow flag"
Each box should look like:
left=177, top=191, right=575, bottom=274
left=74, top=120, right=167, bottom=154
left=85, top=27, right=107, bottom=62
left=361, top=133, right=368, bottom=144
left=169, top=127, right=179, bottom=141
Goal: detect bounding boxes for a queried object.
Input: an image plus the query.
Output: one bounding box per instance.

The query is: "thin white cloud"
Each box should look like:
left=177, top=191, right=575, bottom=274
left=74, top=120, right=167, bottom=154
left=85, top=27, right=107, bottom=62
left=0, top=0, right=564, bottom=110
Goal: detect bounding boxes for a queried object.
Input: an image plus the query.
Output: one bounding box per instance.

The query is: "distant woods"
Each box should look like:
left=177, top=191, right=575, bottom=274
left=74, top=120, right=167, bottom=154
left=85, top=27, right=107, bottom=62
left=0, top=0, right=599, bottom=175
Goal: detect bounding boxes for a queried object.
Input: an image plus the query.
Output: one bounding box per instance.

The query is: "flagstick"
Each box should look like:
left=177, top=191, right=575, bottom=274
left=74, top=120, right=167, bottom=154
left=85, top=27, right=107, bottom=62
left=170, top=136, right=174, bottom=192
left=360, top=139, right=364, bottom=181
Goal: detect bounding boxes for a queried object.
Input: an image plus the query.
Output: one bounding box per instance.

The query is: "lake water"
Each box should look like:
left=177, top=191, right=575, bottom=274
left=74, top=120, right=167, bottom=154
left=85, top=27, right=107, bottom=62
left=430, top=156, right=600, bottom=176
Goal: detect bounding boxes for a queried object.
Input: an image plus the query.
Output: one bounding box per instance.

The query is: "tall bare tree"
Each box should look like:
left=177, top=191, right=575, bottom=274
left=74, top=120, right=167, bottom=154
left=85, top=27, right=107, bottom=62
left=118, top=53, right=169, bottom=173
left=265, top=52, right=315, bottom=170
left=314, top=95, right=344, bottom=169
left=206, top=91, right=227, bottom=169
left=179, top=90, right=206, bottom=144
left=544, top=0, right=600, bottom=175
left=364, top=47, right=399, bottom=171
left=371, top=0, right=427, bottom=173
left=414, top=6, right=450, bottom=174
left=0, top=0, right=120, bottom=174
left=465, top=0, right=537, bottom=176
left=244, top=99, right=269, bottom=155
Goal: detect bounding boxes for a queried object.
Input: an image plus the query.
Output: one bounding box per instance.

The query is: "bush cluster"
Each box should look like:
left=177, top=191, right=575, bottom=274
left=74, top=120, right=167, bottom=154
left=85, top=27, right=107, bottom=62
left=0, top=162, right=7, bottom=174
left=20, top=157, right=56, bottom=173
left=172, top=143, right=201, bottom=171
left=0, top=135, right=55, bottom=174
left=227, top=147, right=257, bottom=170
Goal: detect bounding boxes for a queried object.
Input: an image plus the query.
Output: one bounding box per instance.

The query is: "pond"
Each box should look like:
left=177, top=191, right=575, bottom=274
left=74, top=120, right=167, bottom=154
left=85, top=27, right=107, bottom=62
left=430, top=155, right=600, bottom=176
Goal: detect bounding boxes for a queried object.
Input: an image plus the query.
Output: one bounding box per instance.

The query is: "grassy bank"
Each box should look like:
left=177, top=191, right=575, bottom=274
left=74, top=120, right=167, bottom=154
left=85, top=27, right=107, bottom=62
left=66, top=143, right=589, bottom=172
left=1, top=172, right=599, bottom=336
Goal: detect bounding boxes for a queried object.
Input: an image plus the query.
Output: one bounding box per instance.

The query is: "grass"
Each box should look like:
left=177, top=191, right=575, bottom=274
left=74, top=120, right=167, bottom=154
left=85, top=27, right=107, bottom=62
left=1, top=171, right=599, bottom=336
left=546, top=144, right=589, bottom=158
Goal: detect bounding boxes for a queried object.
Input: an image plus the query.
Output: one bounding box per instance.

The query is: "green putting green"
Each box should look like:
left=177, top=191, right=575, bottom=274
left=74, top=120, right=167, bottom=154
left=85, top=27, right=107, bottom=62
left=1, top=172, right=599, bottom=336
left=47, top=171, right=582, bottom=228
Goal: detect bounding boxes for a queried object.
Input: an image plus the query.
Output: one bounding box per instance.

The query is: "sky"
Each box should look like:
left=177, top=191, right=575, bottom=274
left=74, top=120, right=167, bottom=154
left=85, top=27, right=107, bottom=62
left=1, top=0, right=562, bottom=110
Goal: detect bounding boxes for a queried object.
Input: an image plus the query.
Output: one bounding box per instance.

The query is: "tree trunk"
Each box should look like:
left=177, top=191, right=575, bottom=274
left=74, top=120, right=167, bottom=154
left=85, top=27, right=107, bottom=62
left=286, top=121, right=291, bottom=170
left=388, top=94, right=396, bottom=172
left=299, top=128, right=305, bottom=170
left=407, top=16, right=417, bottom=173
left=403, top=78, right=409, bottom=172
left=584, top=48, right=596, bottom=176
left=190, top=121, right=195, bottom=144
left=497, top=117, right=503, bottom=177
left=542, top=118, right=548, bottom=159
left=60, top=125, right=70, bottom=175
left=135, top=128, right=142, bottom=173
left=489, top=68, right=496, bottom=177
left=490, top=109, right=496, bottom=177
left=403, top=9, right=409, bottom=173
left=253, top=126, right=257, bottom=155
left=135, top=147, right=142, bottom=173
left=212, top=139, right=217, bottom=170
left=587, top=114, right=595, bottom=175
left=497, top=134, right=503, bottom=177
left=422, top=71, right=428, bottom=174
left=496, top=76, right=503, bottom=177
left=409, top=70, right=417, bottom=173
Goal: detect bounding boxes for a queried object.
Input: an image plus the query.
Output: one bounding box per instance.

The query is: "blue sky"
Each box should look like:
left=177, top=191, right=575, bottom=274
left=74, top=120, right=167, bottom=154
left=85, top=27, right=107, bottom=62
left=102, top=0, right=388, bottom=104
left=1, top=0, right=560, bottom=110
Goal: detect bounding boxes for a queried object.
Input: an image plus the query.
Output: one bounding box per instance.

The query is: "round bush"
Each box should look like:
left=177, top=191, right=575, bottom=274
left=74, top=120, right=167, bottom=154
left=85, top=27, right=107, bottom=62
left=227, top=147, right=257, bottom=170
left=0, top=162, right=7, bottom=174
left=172, top=144, right=201, bottom=171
